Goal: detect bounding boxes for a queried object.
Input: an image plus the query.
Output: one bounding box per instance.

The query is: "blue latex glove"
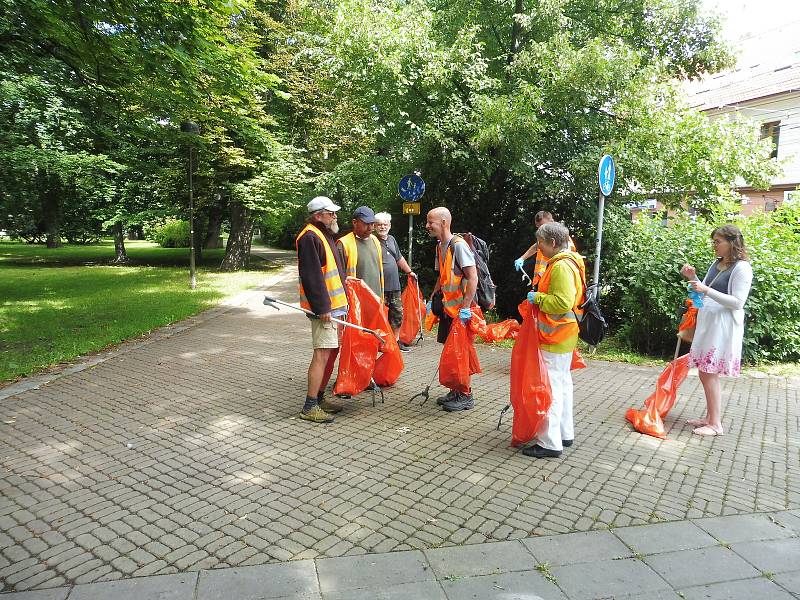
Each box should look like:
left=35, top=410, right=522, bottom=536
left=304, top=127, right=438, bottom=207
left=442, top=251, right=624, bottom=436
left=527, top=290, right=538, bottom=304
left=426, top=300, right=432, bottom=314
left=688, top=284, right=704, bottom=308
left=458, top=307, right=471, bottom=324
left=514, top=257, right=524, bottom=271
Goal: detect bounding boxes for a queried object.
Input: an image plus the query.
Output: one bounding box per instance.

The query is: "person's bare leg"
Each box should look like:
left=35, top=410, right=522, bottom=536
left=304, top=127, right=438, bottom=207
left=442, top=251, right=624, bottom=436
left=307, top=348, right=334, bottom=398
left=695, top=370, right=723, bottom=434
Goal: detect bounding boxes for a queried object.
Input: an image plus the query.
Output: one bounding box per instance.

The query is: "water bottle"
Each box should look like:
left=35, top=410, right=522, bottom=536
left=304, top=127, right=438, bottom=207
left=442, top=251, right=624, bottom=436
left=688, top=283, right=704, bottom=308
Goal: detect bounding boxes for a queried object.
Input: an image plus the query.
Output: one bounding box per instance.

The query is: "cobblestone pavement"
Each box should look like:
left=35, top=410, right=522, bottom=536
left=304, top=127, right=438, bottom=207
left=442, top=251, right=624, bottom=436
left=1, top=261, right=799, bottom=593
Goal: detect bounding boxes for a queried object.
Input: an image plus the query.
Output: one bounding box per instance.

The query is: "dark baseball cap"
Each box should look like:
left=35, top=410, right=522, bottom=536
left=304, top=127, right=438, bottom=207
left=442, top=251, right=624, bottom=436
left=352, top=206, right=376, bottom=224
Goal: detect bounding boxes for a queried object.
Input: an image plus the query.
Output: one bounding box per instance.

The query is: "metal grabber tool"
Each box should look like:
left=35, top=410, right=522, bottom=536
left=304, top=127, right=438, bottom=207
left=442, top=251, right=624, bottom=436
left=263, top=296, right=386, bottom=345
left=520, top=265, right=532, bottom=287
left=407, top=368, right=439, bottom=405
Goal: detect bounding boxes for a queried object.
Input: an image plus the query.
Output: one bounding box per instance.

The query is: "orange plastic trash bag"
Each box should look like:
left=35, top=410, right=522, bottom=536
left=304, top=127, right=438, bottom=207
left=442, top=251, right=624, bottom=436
left=625, top=353, right=691, bottom=439
left=481, top=319, right=521, bottom=343
left=374, top=333, right=403, bottom=387
left=438, top=318, right=480, bottom=393
left=334, top=280, right=381, bottom=397
left=424, top=311, right=438, bottom=331
left=509, top=301, right=552, bottom=447
left=570, top=349, right=587, bottom=370
left=342, top=278, right=403, bottom=388
left=399, top=275, right=425, bottom=345
left=467, top=305, right=488, bottom=339
left=677, top=299, right=698, bottom=343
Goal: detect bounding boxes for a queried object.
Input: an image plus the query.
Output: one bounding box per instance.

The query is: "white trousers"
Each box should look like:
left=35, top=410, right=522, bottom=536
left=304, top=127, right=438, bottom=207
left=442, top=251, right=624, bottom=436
left=534, top=350, right=574, bottom=451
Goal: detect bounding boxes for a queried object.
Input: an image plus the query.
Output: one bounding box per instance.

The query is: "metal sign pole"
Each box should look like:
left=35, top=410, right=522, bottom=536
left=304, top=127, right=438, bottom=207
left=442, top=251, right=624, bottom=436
left=593, top=191, right=605, bottom=288
left=188, top=146, right=196, bottom=290
left=407, top=214, right=413, bottom=266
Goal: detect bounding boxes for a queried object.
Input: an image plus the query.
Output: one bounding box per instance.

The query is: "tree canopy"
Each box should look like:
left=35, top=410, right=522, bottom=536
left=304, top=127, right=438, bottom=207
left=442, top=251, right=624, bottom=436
left=0, top=0, right=782, bottom=302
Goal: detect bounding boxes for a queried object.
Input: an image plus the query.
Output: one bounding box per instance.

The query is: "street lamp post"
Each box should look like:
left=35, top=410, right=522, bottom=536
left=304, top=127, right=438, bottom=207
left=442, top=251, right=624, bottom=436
left=180, top=121, right=200, bottom=289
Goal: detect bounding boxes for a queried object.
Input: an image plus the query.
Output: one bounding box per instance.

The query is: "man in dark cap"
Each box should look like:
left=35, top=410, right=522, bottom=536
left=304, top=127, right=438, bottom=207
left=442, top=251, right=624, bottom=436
left=336, top=206, right=384, bottom=298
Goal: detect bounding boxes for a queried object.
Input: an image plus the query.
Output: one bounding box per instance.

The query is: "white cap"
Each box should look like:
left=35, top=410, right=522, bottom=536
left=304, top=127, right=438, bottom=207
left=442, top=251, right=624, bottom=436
left=307, top=196, right=341, bottom=214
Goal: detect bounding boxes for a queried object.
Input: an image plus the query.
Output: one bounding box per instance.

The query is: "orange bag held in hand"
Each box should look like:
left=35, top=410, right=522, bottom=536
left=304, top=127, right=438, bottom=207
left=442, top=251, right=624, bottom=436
left=509, top=301, right=552, bottom=447
left=334, top=280, right=381, bottom=397
left=625, top=353, right=691, bottom=439
left=677, top=299, right=698, bottom=343
left=399, top=275, right=425, bottom=345
left=438, top=318, right=479, bottom=393
left=345, top=279, right=404, bottom=388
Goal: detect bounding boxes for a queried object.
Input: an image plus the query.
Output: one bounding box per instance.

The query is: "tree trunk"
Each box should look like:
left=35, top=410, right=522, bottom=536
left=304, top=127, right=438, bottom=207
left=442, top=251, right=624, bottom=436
left=204, top=208, right=224, bottom=249
left=220, top=201, right=253, bottom=271
left=42, top=184, right=61, bottom=248
left=112, top=222, right=129, bottom=263
left=507, top=0, right=524, bottom=64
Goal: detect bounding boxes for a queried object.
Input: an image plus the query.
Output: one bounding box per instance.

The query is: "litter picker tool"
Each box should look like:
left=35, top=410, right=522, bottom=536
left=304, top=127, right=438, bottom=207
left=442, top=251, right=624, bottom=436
left=407, top=368, right=439, bottom=405
left=520, top=265, right=532, bottom=287
left=263, top=296, right=386, bottom=344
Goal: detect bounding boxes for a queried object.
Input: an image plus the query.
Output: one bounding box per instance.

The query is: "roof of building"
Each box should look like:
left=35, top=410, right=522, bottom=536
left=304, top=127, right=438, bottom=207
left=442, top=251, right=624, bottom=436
left=686, top=61, right=800, bottom=111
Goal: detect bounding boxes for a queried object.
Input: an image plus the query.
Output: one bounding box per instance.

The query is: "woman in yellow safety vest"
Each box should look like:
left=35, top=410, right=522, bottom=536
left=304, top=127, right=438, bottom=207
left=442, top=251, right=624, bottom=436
left=522, top=221, right=585, bottom=459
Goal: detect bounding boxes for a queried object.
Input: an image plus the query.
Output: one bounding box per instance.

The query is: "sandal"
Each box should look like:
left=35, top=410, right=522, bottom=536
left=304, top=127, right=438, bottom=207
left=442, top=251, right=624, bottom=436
left=686, top=418, right=707, bottom=427
left=693, top=425, right=723, bottom=436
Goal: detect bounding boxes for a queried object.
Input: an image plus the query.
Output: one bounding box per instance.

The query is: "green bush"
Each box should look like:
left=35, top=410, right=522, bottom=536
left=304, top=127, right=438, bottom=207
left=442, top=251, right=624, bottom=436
left=604, top=203, right=800, bottom=363
left=149, top=220, right=191, bottom=248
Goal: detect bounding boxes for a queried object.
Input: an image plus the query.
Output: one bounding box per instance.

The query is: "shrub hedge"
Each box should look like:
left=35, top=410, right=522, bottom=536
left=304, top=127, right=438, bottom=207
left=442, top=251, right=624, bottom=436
left=604, top=202, right=800, bottom=363
left=149, top=220, right=191, bottom=248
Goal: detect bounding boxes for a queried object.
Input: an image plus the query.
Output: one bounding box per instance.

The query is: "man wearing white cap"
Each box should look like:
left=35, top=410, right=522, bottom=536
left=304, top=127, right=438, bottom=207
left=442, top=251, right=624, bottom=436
left=295, top=196, right=349, bottom=423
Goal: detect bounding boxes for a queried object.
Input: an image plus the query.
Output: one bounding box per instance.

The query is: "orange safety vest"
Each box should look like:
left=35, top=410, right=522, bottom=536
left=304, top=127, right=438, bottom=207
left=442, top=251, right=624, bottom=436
left=532, top=236, right=577, bottom=286
left=337, top=232, right=384, bottom=294
left=437, top=235, right=475, bottom=318
left=295, top=225, right=347, bottom=313
left=536, top=250, right=586, bottom=346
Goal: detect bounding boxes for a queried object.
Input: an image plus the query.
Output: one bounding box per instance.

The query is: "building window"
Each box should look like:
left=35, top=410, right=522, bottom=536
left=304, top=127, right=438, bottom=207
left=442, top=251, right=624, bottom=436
left=760, top=121, right=781, bottom=159
left=785, top=190, right=800, bottom=203
left=765, top=200, right=776, bottom=212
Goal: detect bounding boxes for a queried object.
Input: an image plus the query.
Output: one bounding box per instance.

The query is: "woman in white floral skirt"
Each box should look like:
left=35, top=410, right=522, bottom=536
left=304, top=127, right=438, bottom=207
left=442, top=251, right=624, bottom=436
left=680, top=224, right=753, bottom=436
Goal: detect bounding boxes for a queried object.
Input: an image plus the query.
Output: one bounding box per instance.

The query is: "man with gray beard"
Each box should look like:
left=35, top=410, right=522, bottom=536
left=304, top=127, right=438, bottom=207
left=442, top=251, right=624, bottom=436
left=295, top=196, right=349, bottom=423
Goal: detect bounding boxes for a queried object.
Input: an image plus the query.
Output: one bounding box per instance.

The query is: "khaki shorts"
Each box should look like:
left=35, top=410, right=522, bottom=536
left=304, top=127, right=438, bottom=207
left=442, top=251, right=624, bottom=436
left=311, top=318, right=341, bottom=349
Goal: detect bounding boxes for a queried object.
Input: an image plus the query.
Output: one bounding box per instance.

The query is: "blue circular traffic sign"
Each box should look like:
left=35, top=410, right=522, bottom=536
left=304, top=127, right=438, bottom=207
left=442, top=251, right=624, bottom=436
left=398, top=174, right=425, bottom=201
left=598, top=155, right=615, bottom=196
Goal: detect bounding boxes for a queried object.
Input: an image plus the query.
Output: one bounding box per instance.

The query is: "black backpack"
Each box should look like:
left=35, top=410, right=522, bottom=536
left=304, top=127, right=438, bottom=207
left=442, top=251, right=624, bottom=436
left=459, top=232, right=496, bottom=311
left=554, top=256, right=607, bottom=346
left=578, top=285, right=607, bottom=346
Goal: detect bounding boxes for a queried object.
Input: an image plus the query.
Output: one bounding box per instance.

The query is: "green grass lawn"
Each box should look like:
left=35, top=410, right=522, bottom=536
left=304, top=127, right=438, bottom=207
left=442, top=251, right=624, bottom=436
left=0, top=239, right=281, bottom=382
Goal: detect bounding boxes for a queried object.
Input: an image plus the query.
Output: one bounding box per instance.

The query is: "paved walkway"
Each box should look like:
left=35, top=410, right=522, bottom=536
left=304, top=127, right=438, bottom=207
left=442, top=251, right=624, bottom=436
left=1, top=254, right=799, bottom=598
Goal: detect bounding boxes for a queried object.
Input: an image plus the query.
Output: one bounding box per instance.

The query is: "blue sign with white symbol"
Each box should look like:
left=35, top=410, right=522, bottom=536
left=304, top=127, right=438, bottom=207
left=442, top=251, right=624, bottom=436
left=398, top=174, right=426, bottom=201
left=598, top=155, right=615, bottom=196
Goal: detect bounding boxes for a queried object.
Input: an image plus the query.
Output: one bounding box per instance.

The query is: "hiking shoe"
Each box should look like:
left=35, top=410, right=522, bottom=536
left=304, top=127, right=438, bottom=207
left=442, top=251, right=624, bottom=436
left=398, top=342, right=411, bottom=353
left=442, top=393, right=474, bottom=412
left=436, top=390, right=457, bottom=406
left=298, top=405, right=334, bottom=424
left=319, top=398, right=343, bottom=414
left=522, top=444, right=561, bottom=459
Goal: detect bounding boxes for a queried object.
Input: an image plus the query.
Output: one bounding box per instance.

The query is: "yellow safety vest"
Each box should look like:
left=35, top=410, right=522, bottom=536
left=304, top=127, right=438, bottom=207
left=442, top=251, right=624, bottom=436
left=337, top=232, right=384, bottom=294
left=536, top=250, right=585, bottom=346
left=295, top=224, right=347, bottom=313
